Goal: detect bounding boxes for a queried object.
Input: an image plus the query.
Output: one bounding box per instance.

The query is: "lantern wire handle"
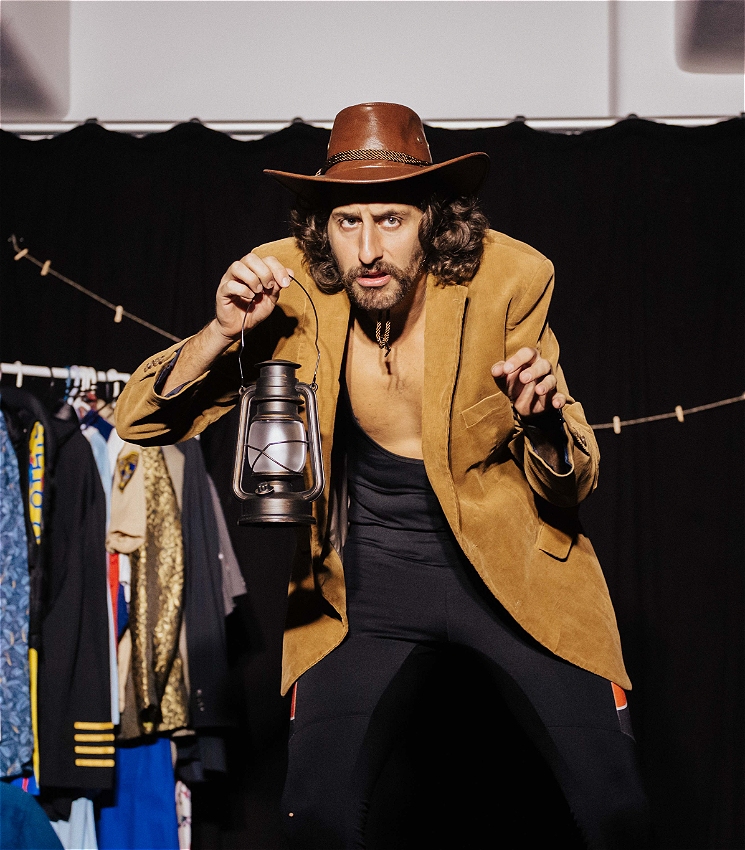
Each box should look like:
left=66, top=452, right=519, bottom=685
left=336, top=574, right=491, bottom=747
left=238, top=274, right=321, bottom=391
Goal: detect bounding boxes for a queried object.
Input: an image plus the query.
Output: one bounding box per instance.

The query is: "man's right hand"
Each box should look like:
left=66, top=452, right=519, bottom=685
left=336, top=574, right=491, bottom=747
left=160, top=253, right=293, bottom=395
left=215, top=253, right=294, bottom=341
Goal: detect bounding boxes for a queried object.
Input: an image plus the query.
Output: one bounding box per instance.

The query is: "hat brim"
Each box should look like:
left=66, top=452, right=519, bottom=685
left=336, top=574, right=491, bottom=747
left=265, top=152, right=489, bottom=206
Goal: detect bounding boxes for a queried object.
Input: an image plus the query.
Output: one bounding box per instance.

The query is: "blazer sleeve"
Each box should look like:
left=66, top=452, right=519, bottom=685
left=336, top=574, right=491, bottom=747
left=505, top=259, right=600, bottom=507
left=114, top=337, right=244, bottom=446
left=115, top=237, right=310, bottom=447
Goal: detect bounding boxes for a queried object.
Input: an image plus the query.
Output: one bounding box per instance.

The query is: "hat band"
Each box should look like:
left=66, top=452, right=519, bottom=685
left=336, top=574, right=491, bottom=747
left=316, top=149, right=432, bottom=176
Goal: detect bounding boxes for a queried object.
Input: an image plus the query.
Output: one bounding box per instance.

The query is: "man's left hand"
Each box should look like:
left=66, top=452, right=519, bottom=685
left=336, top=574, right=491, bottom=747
left=491, top=347, right=566, bottom=420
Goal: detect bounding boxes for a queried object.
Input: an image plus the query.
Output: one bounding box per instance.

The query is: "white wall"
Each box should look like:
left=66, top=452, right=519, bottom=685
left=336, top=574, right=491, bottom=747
left=614, top=0, right=743, bottom=116
left=3, top=1, right=743, bottom=125
left=67, top=0, right=614, bottom=122
left=0, top=0, right=70, bottom=119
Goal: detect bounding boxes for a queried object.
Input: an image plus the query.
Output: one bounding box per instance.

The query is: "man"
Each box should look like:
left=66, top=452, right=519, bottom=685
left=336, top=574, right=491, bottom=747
left=116, top=103, right=649, bottom=848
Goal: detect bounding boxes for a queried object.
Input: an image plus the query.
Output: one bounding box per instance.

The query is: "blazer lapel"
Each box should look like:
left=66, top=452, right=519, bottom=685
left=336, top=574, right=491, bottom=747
left=422, top=277, right=468, bottom=527
left=305, top=291, right=351, bottom=517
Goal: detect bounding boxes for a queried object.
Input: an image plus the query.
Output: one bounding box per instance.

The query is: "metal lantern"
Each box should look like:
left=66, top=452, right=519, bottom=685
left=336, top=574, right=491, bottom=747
left=233, top=360, right=324, bottom=525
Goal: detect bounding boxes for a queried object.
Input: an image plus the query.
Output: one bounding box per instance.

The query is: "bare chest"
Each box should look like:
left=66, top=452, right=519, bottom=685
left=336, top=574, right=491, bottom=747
left=344, top=322, right=425, bottom=458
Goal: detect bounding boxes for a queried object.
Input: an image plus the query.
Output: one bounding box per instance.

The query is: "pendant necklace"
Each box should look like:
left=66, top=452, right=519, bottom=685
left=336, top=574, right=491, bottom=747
left=375, top=310, right=391, bottom=357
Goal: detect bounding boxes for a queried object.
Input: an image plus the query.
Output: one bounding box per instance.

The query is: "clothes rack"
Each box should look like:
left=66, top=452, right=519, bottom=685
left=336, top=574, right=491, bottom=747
left=1, top=362, right=130, bottom=394
left=0, top=360, right=130, bottom=387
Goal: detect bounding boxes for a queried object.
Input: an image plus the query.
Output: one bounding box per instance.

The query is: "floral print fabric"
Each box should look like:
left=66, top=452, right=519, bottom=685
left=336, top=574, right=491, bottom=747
left=0, top=401, right=33, bottom=777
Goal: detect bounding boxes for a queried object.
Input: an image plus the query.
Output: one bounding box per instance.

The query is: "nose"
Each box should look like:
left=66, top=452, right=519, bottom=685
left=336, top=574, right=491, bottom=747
left=358, top=219, right=383, bottom=267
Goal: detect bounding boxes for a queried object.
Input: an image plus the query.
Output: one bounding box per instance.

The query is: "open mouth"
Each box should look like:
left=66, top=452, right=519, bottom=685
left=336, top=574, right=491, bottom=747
left=357, top=271, right=391, bottom=288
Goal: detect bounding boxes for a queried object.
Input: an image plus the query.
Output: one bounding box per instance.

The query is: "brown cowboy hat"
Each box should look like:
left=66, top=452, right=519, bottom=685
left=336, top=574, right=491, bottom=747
left=265, top=102, right=489, bottom=204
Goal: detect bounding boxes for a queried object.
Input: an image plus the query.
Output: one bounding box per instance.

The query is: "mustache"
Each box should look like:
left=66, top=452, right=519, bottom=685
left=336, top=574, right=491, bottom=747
left=345, top=261, right=402, bottom=280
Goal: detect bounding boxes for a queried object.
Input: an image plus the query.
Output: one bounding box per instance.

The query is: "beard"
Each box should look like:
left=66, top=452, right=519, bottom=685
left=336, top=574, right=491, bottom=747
left=338, top=251, right=425, bottom=312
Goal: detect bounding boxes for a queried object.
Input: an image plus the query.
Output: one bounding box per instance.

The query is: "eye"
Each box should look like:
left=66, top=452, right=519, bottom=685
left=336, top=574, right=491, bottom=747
left=339, top=216, right=359, bottom=230
left=382, top=216, right=401, bottom=228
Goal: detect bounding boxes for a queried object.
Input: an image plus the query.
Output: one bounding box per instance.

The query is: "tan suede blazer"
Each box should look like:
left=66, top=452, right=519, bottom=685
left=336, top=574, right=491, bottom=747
left=116, top=230, right=630, bottom=693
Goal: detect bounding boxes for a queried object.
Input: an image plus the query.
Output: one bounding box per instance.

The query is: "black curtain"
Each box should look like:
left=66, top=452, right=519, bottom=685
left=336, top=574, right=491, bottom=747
left=1, top=117, right=742, bottom=849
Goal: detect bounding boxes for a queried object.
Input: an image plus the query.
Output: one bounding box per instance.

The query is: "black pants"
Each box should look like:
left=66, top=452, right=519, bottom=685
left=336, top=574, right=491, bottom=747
left=281, top=526, right=650, bottom=850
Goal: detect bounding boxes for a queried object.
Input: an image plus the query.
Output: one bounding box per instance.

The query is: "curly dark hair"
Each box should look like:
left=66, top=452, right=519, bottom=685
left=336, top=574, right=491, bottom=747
left=289, top=194, right=490, bottom=294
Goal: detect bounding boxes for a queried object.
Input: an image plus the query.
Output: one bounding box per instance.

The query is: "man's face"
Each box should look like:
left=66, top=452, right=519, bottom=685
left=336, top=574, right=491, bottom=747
left=327, top=202, right=425, bottom=312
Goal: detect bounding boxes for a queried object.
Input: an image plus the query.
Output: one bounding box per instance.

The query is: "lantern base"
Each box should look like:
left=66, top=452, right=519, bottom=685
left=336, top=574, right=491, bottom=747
left=237, top=497, right=317, bottom=526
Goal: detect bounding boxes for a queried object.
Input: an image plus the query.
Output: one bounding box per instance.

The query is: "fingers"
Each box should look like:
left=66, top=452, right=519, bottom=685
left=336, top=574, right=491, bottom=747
left=491, top=348, right=541, bottom=382
left=550, top=392, right=567, bottom=410
left=491, top=347, right=536, bottom=379
left=226, top=254, right=293, bottom=301
left=215, top=254, right=295, bottom=338
left=491, top=347, right=567, bottom=415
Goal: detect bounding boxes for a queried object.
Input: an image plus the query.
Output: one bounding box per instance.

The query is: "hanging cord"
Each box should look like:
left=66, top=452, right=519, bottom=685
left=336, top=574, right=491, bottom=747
left=7, top=235, right=742, bottom=432
left=236, top=274, right=321, bottom=478
left=592, top=393, right=745, bottom=433
left=238, top=274, right=321, bottom=391
left=9, top=235, right=180, bottom=343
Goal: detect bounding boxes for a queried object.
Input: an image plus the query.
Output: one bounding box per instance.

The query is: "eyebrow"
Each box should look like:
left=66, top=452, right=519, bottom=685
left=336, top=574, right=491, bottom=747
left=332, top=207, right=411, bottom=219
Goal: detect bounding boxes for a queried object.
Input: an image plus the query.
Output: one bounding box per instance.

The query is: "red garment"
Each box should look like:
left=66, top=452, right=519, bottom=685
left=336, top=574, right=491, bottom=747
left=108, top=553, right=119, bottom=639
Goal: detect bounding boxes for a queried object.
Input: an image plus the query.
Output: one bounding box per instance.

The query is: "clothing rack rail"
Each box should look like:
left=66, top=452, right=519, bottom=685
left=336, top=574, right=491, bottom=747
left=1, top=361, right=130, bottom=391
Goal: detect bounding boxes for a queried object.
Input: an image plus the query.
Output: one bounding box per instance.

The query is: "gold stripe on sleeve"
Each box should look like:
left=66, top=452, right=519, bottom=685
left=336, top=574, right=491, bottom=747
left=74, top=746, right=115, bottom=755
left=75, top=758, right=116, bottom=768
left=74, top=721, right=115, bottom=730
left=74, top=733, right=115, bottom=742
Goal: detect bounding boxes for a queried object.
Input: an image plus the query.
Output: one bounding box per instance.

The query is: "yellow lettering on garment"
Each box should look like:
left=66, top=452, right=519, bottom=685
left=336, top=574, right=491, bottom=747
left=28, top=423, right=44, bottom=544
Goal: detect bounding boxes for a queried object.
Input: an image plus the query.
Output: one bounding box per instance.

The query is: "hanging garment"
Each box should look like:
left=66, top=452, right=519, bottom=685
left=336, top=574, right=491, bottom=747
left=82, top=425, right=119, bottom=727
left=117, top=629, right=131, bottom=718
left=80, top=408, right=113, bottom=442
left=96, top=737, right=179, bottom=850
left=50, top=797, right=98, bottom=850
left=104, top=570, right=120, bottom=728
left=82, top=426, right=111, bottom=528
left=172, top=733, right=227, bottom=784
left=0, top=388, right=56, bottom=649
left=175, top=780, right=191, bottom=850
left=0, top=402, right=33, bottom=779
left=105, top=429, right=124, bottom=498
left=111, top=446, right=188, bottom=738
left=9, top=773, right=40, bottom=795
left=162, top=445, right=184, bottom=511
left=177, top=439, right=236, bottom=729
left=36, top=409, right=113, bottom=789
left=0, top=387, right=58, bottom=785
left=116, top=580, right=129, bottom=636
left=0, top=781, right=64, bottom=850
left=107, top=554, right=119, bottom=631
left=107, top=443, right=145, bottom=556
left=206, top=473, right=246, bottom=615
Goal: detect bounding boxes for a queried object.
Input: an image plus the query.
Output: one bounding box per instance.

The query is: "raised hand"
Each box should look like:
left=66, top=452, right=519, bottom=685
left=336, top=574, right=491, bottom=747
left=491, top=346, right=566, bottom=421
left=215, top=253, right=293, bottom=341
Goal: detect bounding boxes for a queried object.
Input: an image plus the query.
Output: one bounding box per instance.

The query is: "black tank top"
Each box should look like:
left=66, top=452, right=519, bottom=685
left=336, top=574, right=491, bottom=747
left=340, top=383, right=461, bottom=566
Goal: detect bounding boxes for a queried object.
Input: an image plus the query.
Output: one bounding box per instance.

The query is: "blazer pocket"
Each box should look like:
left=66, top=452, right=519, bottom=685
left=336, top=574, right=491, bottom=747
left=536, top=521, right=574, bottom=561
left=461, top=392, right=512, bottom=430
left=460, top=393, right=514, bottom=462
